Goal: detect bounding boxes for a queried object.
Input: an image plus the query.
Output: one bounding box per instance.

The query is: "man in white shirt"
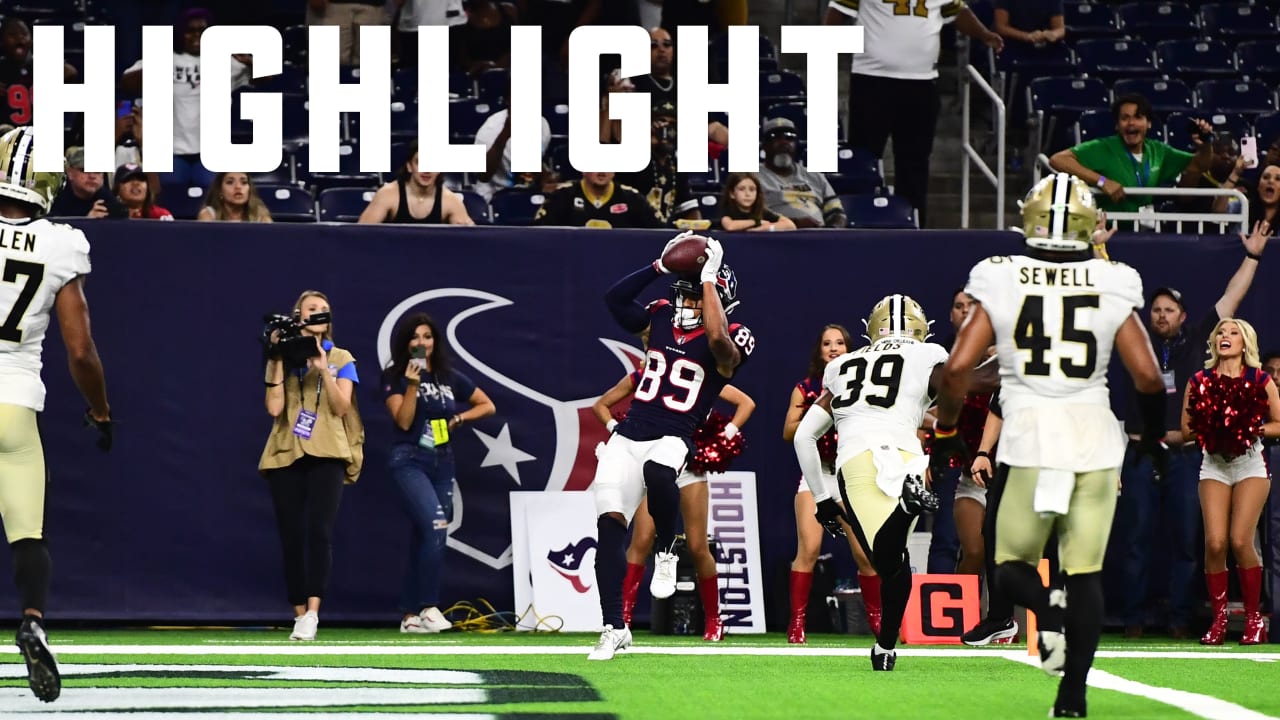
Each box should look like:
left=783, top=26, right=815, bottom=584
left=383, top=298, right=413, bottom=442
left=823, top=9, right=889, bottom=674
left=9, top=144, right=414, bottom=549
left=825, top=0, right=1002, bottom=227
left=471, top=91, right=552, bottom=202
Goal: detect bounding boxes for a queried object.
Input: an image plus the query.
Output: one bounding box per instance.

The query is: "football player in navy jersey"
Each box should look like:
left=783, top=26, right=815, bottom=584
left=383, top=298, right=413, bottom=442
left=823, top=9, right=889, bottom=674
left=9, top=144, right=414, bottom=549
left=587, top=234, right=756, bottom=660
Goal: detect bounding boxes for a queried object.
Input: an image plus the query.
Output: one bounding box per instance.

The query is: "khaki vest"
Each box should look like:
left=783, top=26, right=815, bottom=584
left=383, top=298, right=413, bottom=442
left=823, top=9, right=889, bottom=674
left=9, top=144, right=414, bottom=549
left=258, top=346, right=365, bottom=484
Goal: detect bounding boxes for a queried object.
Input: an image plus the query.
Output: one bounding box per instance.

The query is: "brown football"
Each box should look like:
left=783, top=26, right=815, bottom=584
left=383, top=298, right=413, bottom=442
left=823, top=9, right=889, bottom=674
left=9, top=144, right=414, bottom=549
left=661, top=235, right=709, bottom=274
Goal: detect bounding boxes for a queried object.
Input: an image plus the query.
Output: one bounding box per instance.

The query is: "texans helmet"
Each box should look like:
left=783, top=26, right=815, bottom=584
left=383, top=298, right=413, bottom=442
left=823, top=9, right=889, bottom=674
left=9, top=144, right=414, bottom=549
left=670, top=265, right=740, bottom=330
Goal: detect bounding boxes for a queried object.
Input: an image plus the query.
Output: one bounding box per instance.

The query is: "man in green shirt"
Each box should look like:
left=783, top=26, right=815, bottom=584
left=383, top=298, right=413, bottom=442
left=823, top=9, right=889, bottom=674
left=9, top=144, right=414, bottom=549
left=1050, top=93, right=1213, bottom=215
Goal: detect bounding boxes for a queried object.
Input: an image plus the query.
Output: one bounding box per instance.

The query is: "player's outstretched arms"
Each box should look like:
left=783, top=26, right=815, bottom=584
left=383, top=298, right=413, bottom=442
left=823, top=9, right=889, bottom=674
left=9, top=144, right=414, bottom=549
left=793, top=392, right=835, bottom=502
left=55, top=277, right=110, bottom=421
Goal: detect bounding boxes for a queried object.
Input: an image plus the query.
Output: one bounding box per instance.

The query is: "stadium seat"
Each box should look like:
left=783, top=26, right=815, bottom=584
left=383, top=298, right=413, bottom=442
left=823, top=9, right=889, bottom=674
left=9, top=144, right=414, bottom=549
left=1194, top=80, right=1278, bottom=118
left=1155, top=39, right=1237, bottom=83
left=1164, top=111, right=1252, bottom=151
left=827, top=146, right=884, bottom=194
left=1028, top=76, right=1111, bottom=155
left=489, top=188, right=546, bottom=225
left=450, top=99, right=498, bottom=142
left=709, top=32, right=776, bottom=65
left=1075, top=109, right=1117, bottom=144
left=695, top=195, right=725, bottom=225
left=282, top=24, right=308, bottom=65
left=1236, top=41, right=1280, bottom=84
left=255, top=63, right=307, bottom=94
left=546, top=142, right=580, bottom=182
left=1063, top=2, right=1122, bottom=38
left=759, top=71, right=805, bottom=110
left=1199, top=3, right=1279, bottom=39
left=249, top=163, right=294, bottom=186
left=764, top=102, right=807, bottom=139
left=1256, top=112, right=1280, bottom=152
left=281, top=97, right=311, bottom=146
left=390, top=102, right=416, bottom=140
left=1073, top=39, right=1158, bottom=80
left=159, top=185, right=207, bottom=221
left=1112, top=78, right=1194, bottom=117
left=841, top=194, right=917, bottom=230
left=476, top=68, right=509, bottom=105
left=317, top=187, right=375, bottom=222
left=459, top=190, right=493, bottom=225
left=258, top=185, right=316, bottom=222
left=1116, top=2, right=1199, bottom=41
left=293, top=143, right=382, bottom=191
left=392, top=68, right=417, bottom=102
left=544, top=101, right=570, bottom=139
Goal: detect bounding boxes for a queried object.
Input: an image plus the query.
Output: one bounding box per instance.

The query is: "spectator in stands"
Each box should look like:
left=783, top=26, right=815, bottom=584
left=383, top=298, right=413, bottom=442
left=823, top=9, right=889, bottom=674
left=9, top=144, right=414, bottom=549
left=1175, top=136, right=1241, bottom=218
left=617, top=101, right=701, bottom=227
left=309, top=0, right=388, bottom=66
left=452, top=0, right=518, bottom=76
left=472, top=82, right=552, bottom=203
left=0, top=18, right=77, bottom=127
left=826, top=0, right=1002, bottom=228
left=1110, top=223, right=1269, bottom=639
left=113, top=164, right=173, bottom=221
left=757, top=118, right=847, bottom=229
left=533, top=172, right=662, bottom=228
left=993, top=0, right=1064, bottom=53
left=260, top=290, right=365, bottom=641
left=49, top=148, right=128, bottom=220
left=395, top=0, right=467, bottom=69
left=1238, top=163, right=1280, bottom=233
left=718, top=173, right=796, bottom=232
left=1049, top=94, right=1213, bottom=220
left=523, top=0, right=601, bottom=73
left=381, top=312, right=495, bottom=633
left=358, top=143, right=475, bottom=224
left=197, top=172, right=273, bottom=222
left=121, top=9, right=252, bottom=189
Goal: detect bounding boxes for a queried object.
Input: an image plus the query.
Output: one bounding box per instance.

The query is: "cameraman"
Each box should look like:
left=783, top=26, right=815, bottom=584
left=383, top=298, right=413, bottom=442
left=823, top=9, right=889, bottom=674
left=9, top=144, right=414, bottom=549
left=258, top=290, right=365, bottom=642
left=616, top=101, right=701, bottom=227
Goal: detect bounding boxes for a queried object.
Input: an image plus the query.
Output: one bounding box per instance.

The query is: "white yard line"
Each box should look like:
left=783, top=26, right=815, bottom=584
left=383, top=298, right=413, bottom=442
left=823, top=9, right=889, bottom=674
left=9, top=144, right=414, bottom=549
left=1007, top=655, right=1280, bottom=720
left=33, top=644, right=1280, bottom=660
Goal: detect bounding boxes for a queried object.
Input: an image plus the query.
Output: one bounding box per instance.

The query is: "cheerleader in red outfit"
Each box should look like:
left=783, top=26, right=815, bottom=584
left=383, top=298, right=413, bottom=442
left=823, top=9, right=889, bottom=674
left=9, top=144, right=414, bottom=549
left=593, top=373, right=755, bottom=641
left=782, top=324, right=880, bottom=643
left=1182, top=318, right=1280, bottom=645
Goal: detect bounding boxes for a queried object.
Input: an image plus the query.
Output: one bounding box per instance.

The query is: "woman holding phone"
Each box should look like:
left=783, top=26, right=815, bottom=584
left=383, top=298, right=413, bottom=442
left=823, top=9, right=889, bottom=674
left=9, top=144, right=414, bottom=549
left=381, top=313, right=496, bottom=633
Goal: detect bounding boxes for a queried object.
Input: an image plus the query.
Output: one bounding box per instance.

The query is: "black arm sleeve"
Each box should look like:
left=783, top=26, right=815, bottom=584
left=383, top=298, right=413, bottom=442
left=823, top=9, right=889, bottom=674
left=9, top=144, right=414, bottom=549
left=604, top=264, right=660, bottom=334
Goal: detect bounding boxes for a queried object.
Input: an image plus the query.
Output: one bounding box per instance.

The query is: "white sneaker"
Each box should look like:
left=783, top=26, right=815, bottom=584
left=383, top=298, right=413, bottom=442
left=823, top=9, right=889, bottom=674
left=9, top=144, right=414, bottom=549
left=587, top=624, right=633, bottom=661
left=650, top=552, right=679, bottom=599
left=290, top=611, right=318, bottom=641
left=400, top=615, right=430, bottom=634
left=1038, top=630, right=1066, bottom=677
left=419, top=606, right=453, bottom=632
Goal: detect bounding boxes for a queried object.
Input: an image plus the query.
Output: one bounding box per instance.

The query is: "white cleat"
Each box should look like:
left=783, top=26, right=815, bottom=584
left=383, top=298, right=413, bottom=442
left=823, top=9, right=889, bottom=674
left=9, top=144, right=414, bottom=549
left=587, top=624, right=633, bottom=661
left=290, top=611, right=318, bottom=641
left=419, top=606, right=453, bottom=632
left=650, top=552, right=679, bottom=599
left=1038, top=630, right=1066, bottom=677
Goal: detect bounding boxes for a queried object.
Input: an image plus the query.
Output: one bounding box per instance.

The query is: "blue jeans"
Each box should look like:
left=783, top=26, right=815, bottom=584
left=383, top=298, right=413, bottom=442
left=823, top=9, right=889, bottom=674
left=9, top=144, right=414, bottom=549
left=1114, top=442, right=1202, bottom=628
left=165, top=154, right=216, bottom=190
left=927, top=467, right=961, bottom=574
left=388, top=443, right=456, bottom=613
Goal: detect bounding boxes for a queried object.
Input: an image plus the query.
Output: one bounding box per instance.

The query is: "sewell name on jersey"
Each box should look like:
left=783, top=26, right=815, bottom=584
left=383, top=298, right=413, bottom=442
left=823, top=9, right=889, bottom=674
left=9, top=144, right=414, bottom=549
left=1018, top=266, right=1094, bottom=288
left=0, top=228, right=36, bottom=252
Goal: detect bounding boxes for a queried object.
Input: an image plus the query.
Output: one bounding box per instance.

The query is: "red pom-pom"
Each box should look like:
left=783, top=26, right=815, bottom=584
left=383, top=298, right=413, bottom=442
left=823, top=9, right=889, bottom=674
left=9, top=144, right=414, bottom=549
left=1186, top=371, right=1269, bottom=459
left=923, top=393, right=992, bottom=468
left=688, top=410, right=747, bottom=475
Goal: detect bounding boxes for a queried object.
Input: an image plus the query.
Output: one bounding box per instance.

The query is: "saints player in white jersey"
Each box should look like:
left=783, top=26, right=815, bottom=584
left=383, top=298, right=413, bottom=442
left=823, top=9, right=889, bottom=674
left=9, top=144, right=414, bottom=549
left=931, top=173, right=1168, bottom=718
left=0, top=126, right=112, bottom=703
left=794, top=294, right=996, bottom=671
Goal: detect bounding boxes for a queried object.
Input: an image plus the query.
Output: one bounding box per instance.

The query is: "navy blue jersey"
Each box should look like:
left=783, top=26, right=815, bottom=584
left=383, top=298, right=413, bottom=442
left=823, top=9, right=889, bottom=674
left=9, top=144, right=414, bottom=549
left=618, top=300, right=756, bottom=444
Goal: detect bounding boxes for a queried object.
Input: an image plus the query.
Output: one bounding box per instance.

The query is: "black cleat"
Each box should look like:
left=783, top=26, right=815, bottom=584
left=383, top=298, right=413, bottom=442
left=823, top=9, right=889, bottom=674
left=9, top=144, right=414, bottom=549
left=16, top=617, right=60, bottom=702
left=899, top=473, right=940, bottom=516
left=962, top=617, right=1019, bottom=646
left=871, top=643, right=896, bottom=671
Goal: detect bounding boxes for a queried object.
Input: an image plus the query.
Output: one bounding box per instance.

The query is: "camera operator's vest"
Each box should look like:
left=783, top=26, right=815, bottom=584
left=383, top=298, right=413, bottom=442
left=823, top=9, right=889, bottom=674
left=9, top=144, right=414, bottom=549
left=258, top=345, right=365, bottom=483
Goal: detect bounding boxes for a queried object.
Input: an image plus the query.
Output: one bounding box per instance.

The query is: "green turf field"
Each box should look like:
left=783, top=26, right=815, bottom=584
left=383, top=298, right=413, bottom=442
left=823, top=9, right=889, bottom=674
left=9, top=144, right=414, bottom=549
left=0, top=628, right=1276, bottom=719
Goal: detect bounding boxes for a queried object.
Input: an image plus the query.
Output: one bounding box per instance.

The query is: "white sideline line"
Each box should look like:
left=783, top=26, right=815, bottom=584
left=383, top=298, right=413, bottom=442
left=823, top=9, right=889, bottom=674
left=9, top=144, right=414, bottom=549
left=32, top=644, right=1280, bottom=660
left=1007, top=655, right=1280, bottom=720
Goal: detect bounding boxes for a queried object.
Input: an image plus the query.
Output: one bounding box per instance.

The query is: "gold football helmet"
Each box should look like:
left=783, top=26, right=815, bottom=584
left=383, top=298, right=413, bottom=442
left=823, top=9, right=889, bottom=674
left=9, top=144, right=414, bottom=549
left=865, top=294, right=931, bottom=342
left=1020, top=172, right=1098, bottom=252
left=0, top=126, right=64, bottom=215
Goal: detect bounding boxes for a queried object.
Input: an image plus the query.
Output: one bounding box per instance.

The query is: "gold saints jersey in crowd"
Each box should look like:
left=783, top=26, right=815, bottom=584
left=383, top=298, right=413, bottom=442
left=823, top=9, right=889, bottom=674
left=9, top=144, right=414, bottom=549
left=964, top=254, right=1144, bottom=471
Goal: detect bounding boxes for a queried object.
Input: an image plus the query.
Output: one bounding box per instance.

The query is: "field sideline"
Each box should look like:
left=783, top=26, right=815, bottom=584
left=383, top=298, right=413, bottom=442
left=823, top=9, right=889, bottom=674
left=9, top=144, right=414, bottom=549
left=0, top=629, right=1276, bottom=719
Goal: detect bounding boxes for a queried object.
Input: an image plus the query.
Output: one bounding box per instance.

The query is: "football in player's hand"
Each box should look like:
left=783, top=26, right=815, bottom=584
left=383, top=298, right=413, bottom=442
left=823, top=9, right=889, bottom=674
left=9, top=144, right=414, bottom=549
left=660, top=234, right=710, bottom=275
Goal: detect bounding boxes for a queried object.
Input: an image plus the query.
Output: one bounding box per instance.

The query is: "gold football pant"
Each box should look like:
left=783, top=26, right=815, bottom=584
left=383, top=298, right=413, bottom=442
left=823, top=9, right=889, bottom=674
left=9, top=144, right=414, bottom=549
left=0, top=404, right=46, bottom=543
left=995, top=467, right=1119, bottom=575
left=839, top=449, right=921, bottom=554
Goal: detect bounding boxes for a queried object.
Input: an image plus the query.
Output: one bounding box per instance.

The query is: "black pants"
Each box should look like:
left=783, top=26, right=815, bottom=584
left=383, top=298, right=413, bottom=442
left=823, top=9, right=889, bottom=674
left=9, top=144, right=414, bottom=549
left=266, top=455, right=346, bottom=606
left=847, top=73, right=941, bottom=228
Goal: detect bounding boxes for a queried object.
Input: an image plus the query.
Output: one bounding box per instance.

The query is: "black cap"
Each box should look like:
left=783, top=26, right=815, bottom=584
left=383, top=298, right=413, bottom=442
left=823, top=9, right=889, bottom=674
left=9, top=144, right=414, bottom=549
left=1150, top=287, right=1185, bottom=310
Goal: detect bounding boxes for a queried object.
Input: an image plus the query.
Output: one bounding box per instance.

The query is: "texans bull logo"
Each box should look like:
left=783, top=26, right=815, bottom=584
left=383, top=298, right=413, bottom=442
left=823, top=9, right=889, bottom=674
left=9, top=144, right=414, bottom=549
left=546, top=537, right=598, bottom=593
left=377, top=289, right=643, bottom=571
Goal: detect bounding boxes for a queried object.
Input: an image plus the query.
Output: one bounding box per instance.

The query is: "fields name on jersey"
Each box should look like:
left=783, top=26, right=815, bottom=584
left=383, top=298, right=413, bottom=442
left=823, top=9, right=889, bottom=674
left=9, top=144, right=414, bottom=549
left=28, top=24, right=864, bottom=175
left=0, top=228, right=37, bottom=253
left=1019, top=266, right=1095, bottom=288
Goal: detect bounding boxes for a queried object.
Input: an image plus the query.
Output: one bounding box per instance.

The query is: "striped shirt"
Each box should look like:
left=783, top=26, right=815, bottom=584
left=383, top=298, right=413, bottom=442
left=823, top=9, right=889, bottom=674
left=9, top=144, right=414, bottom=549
left=829, top=0, right=966, bottom=80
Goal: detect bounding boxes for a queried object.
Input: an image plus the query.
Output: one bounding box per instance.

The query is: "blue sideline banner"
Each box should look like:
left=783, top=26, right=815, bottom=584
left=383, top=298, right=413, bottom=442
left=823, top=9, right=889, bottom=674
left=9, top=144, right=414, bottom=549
left=0, top=222, right=1272, bottom=623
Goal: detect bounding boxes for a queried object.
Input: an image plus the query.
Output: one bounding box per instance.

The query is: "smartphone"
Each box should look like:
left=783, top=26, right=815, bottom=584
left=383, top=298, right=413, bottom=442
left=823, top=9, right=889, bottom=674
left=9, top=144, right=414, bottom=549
left=1241, top=135, right=1259, bottom=169
left=117, top=100, right=132, bottom=118
left=410, top=345, right=427, bottom=371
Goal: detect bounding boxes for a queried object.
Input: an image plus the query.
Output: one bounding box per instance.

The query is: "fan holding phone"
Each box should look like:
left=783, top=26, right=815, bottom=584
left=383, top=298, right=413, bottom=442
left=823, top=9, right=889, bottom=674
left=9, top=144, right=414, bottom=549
left=380, top=312, right=496, bottom=634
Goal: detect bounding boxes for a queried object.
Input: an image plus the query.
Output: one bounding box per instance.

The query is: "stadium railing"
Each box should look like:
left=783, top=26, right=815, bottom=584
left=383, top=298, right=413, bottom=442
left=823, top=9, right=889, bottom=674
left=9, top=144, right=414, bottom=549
left=962, top=63, right=1007, bottom=230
